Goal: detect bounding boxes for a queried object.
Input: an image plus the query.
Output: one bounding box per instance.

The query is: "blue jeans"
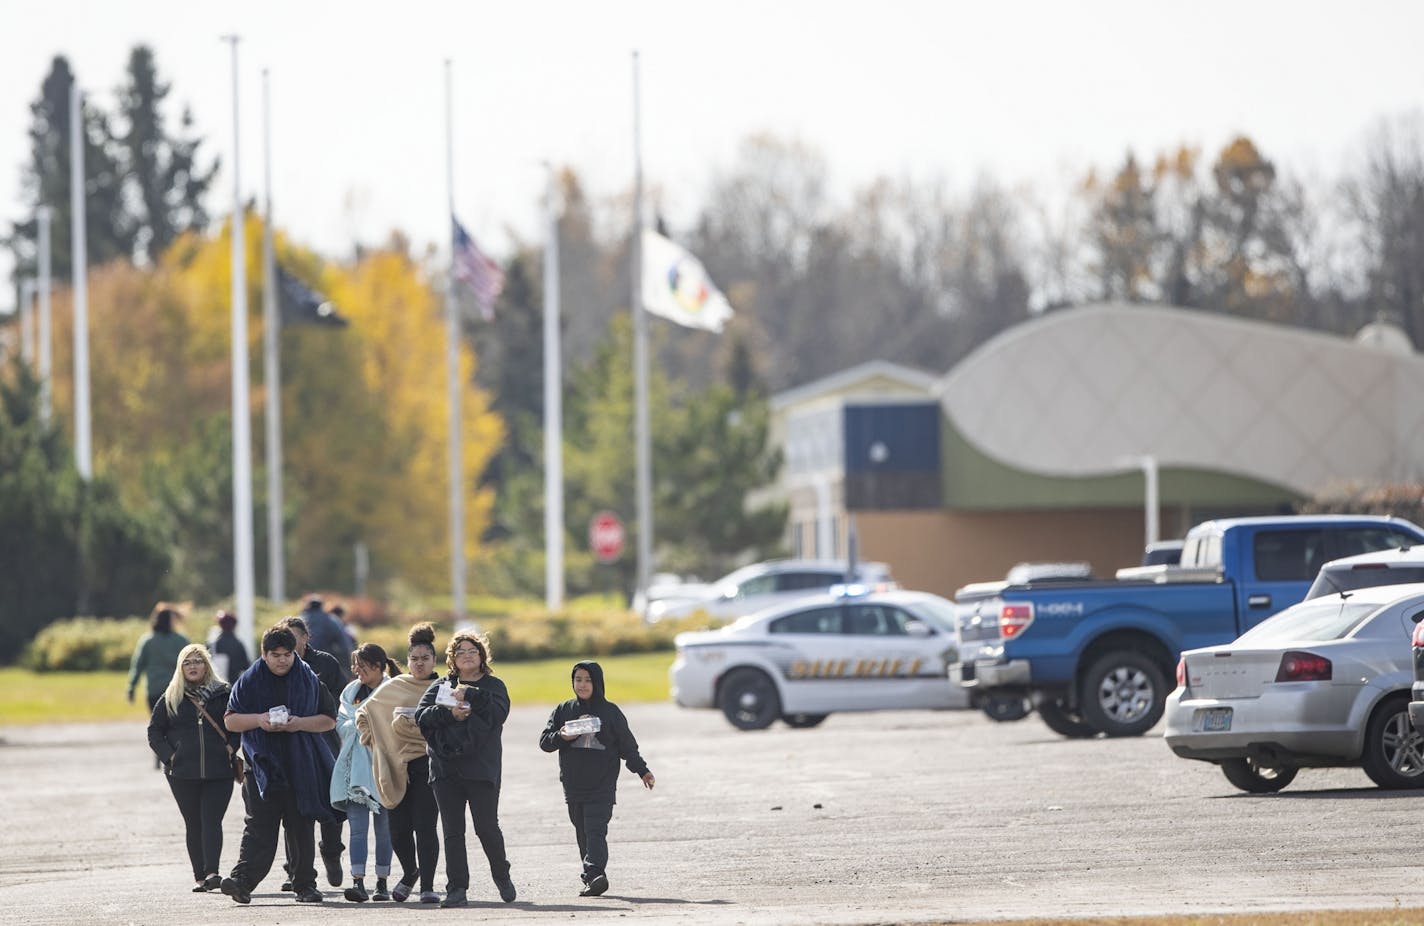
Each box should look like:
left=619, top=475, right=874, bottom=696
left=346, top=804, right=392, bottom=878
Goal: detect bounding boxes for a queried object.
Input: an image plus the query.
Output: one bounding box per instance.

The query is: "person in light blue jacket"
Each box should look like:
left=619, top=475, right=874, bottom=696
left=331, top=643, right=400, bottom=902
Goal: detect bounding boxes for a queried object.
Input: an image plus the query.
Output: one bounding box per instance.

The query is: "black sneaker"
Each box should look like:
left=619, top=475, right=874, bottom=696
left=440, top=889, right=468, bottom=908
left=344, top=878, right=368, bottom=902
left=579, top=874, right=609, bottom=897
left=220, top=877, right=251, bottom=905
left=295, top=887, right=325, bottom=904
left=280, top=880, right=294, bottom=892
left=496, top=875, right=517, bottom=903
left=322, top=853, right=344, bottom=888
left=202, top=874, right=222, bottom=892
left=372, top=878, right=390, bottom=901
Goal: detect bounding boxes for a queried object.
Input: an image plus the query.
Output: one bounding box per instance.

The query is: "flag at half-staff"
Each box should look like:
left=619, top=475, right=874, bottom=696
left=277, top=265, right=347, bottom=327
left=640, top=229, right=733, bottom=333
left=452, top=217, right=505, bottom=321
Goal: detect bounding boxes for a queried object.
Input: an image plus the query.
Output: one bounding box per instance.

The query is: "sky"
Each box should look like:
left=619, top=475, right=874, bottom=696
left=3, top=0, right=1424, bottom=306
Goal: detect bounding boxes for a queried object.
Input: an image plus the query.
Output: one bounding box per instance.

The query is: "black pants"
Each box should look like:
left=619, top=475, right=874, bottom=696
left=167, top=776, right=234, bottom=880
left=567, top=800, right=614, bottom=882
left=391, top=757, right=440, bottom=892
left=230, top=776, right=316, bottom=894
left=431, top=777, right=509, bottom=892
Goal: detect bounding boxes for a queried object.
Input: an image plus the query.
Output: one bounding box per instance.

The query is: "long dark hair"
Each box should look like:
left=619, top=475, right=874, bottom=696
left=353, top=642, right=399, bottom=679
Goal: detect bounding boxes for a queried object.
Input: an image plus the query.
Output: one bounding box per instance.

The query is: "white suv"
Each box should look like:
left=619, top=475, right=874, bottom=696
left=1305, top=544, right=1424, bottom=600
left=647, top=559, right=894, bottom=624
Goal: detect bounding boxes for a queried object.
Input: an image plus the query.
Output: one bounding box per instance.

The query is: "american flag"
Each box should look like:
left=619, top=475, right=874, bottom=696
left=452, top=217, right=505, bottom=321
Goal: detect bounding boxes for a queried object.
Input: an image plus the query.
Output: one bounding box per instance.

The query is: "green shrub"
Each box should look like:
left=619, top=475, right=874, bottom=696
left=25, top=599, right=719, bottom=672
left=24, top=616, right=150, bottom=671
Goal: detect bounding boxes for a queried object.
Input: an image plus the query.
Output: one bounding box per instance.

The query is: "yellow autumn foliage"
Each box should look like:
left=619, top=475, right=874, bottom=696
left=40, top=212, right=502, bottom=597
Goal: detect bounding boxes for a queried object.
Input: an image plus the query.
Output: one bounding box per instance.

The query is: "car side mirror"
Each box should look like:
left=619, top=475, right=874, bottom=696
left=905, top=620, right=932, bottom=637
left=1411, top=610, right=1424, bottom=625
left=718, top=584, right=738, bottom=601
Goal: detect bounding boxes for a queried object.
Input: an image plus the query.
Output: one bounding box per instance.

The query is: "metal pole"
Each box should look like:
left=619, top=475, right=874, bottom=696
left=69, top=81, right=91, bottom=479
left=631, top=50, right=653, bottom=606
left=225, top=34, right=256, bottom=653
left=543, top=164, right=564, bottom=610
left=19, top=278, right=34, bottom=365
left=261, top=68, right=285, bottom=604
left=444, top=60, right=466, bottom=622
left=1143, top=455, right=1160, bottom=547
left=37, top=207, right=52, bottom=424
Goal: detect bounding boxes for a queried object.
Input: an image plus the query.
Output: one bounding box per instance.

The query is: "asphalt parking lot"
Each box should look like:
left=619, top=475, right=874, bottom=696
left=2, top=701, right=1422, bottom=925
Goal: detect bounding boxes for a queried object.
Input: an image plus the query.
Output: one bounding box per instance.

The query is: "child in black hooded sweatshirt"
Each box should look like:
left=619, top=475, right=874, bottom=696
left=538, top=660, right=655, bottom=897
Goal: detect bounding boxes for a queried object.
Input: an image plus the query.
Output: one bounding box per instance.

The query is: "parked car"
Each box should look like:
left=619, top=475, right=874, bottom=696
left=670, top=586, right=966, bottom=730
left=953, top=515, right=1424, bottom=739
left=631, top=573, right=713, bottom=618
left=1164, top=583, right=1424, bottom=793
left=648, top=558, right=894, bottom=624
left=1141, top=540, right=1185, bottom=566
left=1304, top=545, right=1424, bottom=600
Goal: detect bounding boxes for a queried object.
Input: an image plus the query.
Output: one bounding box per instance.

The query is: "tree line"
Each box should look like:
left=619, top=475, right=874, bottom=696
left=7, top=47, right=1424, bottom=649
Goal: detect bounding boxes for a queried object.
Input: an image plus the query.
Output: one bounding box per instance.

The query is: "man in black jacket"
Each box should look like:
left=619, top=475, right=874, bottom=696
left=279, top=616, right=348, bottom=889
left=539, top=661, right=655, bottom=897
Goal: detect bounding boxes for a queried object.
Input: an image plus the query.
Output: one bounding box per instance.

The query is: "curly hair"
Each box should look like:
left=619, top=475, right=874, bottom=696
left=445, top=629, right=493, bottom=676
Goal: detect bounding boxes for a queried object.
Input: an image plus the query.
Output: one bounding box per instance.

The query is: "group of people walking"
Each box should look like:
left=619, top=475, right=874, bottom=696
left=144, top=601, right=655, bottom=906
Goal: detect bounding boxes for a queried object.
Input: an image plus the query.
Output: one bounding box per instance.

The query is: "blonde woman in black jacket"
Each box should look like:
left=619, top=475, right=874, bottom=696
left=147, top=643, right=237, bottom=892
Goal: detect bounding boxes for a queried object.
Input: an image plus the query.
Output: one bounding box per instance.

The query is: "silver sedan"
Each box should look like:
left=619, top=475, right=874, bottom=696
left=1163, top=582, right=1424, bottom=793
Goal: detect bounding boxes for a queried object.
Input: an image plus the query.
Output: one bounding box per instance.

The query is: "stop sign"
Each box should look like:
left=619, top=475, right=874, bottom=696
left=589, top=511, right=625, bottom=564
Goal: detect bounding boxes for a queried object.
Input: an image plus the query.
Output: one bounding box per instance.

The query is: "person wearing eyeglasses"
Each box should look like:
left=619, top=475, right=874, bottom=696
left=357, top=623, right=445, bottom=903
left=415, top=630, right=515, bottom=908
left=147, top=644, right=236, bottom=893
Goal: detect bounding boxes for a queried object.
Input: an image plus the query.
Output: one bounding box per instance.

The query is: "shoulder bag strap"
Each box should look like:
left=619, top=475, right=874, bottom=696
left=189, top=696, right=237, bottom=760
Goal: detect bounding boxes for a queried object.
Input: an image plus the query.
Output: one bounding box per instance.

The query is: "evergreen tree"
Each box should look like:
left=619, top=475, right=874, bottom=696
left=8, top=56, right=133, bottom=282
left=0, top=359, right=169, bottom=659
left=117, top=45, right=218, bottom=264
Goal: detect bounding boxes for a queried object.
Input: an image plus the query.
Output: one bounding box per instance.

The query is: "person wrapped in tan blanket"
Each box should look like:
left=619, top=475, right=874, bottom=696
left=355, top=623, right=443, bottom=903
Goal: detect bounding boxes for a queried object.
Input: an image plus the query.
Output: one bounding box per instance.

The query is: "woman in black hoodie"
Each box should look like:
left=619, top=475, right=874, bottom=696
left=415, top=630, right=515, bottom=908
left=539, top=660, right=655, bottom=897
left=147, top=643, right=238, bottom=892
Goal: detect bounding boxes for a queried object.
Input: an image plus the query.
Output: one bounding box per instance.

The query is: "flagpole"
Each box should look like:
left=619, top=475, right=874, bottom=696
left=225, top=34, right=257, bottom=654
left=37, top=206, right=52, bottom=424
left=543, top=163, right=564, bottom=610
left=69, top=80, right=92, bottom=480
left=631, top=50, right=653, bottom=608
left=444, top=59, right=467, bottom=623
left=19, top=278, right=34, bottom=365
left=261, top=68, right=284, bottom=608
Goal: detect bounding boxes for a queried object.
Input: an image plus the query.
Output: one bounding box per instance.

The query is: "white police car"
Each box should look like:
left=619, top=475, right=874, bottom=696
left=670, top=587, right=969, bottom=730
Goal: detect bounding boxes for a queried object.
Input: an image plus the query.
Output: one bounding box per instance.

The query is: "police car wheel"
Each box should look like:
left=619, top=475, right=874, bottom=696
left=782, top=713, right=828, bottom=729
left=718, top=668, right=781, bottom=731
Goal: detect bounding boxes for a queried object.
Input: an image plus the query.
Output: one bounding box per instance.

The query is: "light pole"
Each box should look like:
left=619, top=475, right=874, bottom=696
left=1117, top=454, right=1160, bottom=550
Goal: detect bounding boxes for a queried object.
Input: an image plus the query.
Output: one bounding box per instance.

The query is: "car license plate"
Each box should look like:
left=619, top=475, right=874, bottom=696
left=1198, top=707, right=1232, bottom=732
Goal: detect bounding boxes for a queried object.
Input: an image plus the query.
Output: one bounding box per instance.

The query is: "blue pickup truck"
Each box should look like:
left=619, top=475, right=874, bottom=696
left=953, top=515, right=1424, bottom=738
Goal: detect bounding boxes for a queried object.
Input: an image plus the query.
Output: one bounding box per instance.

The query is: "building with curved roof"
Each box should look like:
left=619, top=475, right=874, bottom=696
left=770, top=302, right=1424, bottom=597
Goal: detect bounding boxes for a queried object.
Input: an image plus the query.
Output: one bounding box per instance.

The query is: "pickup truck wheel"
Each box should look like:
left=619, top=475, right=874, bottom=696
left=718, top=668, right=781, bottom=731
left=1361, top=696, right=1424, bottom=789
left=782, top=713, right=828, bottom=729
left=1079, top=650, right=1166, bottom=737
left=1220, top=758, right=1298, bottom=793
left=981, top=693, right=1031, bottom=723
left=1037, top=697, right=1098, bottom=738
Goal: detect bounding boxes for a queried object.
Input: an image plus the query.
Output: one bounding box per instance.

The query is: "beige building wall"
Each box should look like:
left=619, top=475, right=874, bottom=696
left=855, top=509, right=1169, bottom=599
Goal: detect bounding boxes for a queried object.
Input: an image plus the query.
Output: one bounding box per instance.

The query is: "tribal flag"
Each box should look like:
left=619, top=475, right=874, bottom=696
left=640, top=229, right=733, bottom=332
left=452, top=217, right=505, bottom=322
left=277, top=265, right=347, bottom=327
